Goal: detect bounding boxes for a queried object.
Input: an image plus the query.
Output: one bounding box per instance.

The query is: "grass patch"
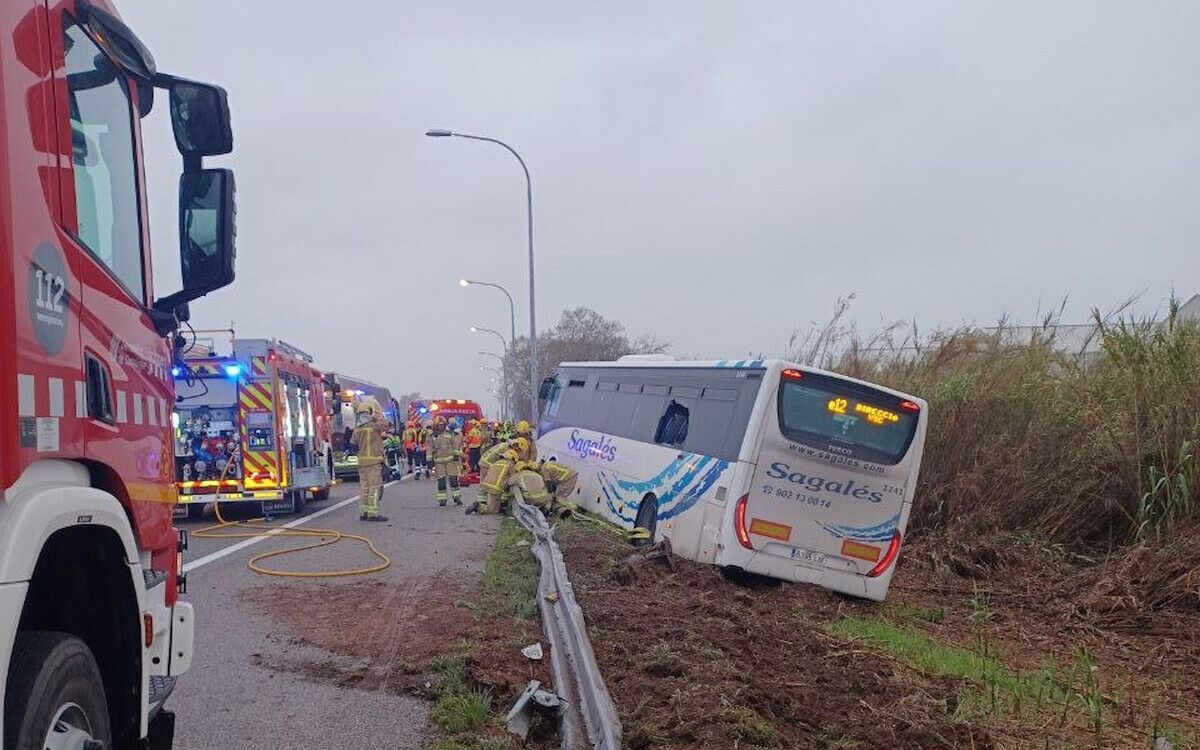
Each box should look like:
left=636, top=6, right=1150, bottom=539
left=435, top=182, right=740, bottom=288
left=425, top=519, right=542, bottom=749
left=429, top=656, right=492, bottom=735
left=720, top=705, right=780, bottom=747
left=829, top=616, right=1069, bottom=718
left=480, top=518, right=538, bottom=620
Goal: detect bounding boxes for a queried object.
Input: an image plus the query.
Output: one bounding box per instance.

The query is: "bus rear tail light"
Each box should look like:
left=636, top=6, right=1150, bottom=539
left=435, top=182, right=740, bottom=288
left=734, top=493, right=753, bottom=549
left=900, top=400, right=920, bottom=412
left=781, top=369, right=804, bottom=381
left=867, top=530, right=902, bottom=577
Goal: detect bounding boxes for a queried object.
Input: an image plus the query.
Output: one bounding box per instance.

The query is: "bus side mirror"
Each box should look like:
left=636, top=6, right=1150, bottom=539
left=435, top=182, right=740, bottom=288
left=154, top=169, right=236, bottom=314
left=538, top=378, right=555, bottom=401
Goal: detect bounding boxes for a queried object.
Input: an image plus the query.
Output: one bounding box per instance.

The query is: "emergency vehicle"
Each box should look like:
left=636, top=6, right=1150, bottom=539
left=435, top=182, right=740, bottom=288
left=173, top=337, right=334, bottom=516
left=409, top=398, right=485, bottom=424
left=1, top=1, right=237, bottom=746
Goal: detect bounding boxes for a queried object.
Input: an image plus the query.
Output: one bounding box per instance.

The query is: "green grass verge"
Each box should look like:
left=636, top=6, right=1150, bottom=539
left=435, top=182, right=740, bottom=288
left=829, top=616, right=1069, bottom=719
left=480, top=517, right=538, bottom=620
left=425, top=518, right=540, bottom=750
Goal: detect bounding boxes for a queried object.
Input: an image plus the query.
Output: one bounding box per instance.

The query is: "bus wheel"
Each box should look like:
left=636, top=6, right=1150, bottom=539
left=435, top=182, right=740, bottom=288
left=4, top=632, right=112, bottom=750
left=632, top=495, right=657, bottom=547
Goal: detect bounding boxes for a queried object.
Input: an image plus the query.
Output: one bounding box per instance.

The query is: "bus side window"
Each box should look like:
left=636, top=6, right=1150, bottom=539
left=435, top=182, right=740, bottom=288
left=654, top=400, right=690, bottom=447
left=544, top=378, right=564, bottom=417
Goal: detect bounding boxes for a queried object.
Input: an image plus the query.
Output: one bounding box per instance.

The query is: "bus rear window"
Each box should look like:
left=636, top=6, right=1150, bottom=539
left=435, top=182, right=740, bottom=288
left=777, top=373, right=918, bottom=465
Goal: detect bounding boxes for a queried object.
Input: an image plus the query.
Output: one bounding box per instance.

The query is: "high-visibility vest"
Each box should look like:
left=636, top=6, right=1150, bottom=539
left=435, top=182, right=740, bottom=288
left=466, top=427, right=483, bottom=448
left=352, top=425, right=384, bottom=466
left=429, top=431, right=462, bottom=463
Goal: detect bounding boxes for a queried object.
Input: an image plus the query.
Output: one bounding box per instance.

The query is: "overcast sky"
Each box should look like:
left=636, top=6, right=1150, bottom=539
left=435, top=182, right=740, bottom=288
left=125, top=1, right=1200, bottom=414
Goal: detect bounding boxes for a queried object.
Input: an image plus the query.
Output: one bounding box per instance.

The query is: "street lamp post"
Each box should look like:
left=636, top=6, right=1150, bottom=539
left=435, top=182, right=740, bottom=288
left=471, top=326, right=510, bottom=421
left=460, top=278, right=517, bottom=419
left=480, top=366, right=504, bottom=419
left=429, top=129, right=537, bottom=423
left=459, top=279, right=516, bottom=355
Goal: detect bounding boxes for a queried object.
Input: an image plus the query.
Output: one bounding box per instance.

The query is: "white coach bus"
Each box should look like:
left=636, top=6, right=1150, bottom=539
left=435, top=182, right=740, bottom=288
left=536, top=357, right=929, bottom=601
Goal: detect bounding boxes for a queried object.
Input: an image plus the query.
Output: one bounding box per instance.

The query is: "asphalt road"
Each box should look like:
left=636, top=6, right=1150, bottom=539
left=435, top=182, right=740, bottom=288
left=170, top=472, right=500, bottom=750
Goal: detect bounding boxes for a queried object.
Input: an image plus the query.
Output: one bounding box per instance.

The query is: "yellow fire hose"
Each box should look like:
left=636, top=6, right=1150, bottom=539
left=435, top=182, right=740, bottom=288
left=191, top=461, right=392, bottom=577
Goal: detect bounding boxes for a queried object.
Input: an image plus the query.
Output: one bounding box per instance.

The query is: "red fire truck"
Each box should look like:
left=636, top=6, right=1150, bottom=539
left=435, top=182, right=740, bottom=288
left=1, top=1, right=237, bottom=747
left=173, top=337, right=334, bottom=516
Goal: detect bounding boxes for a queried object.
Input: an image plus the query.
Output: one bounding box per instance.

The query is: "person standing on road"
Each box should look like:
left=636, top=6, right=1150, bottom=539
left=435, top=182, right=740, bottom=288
left=352, top=398, right=390, bottom=522
left=413, top=420, right=431, bottom=480
left=402, top=421, right=418, bottom=473
left=465, top=419, right=484, bottom=474
left=428, top=416, right=464, bottom=506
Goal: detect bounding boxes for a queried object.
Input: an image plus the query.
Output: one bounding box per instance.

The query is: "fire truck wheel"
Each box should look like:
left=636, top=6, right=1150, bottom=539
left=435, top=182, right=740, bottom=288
left=186, top=503, right=206, bottom=521
left=311, top=486, right=330, bottom=502
left=3, top=632, right=112, bottom=750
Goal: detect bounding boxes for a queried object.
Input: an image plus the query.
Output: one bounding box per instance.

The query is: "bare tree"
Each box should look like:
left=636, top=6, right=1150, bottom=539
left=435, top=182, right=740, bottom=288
left=504, top=307, right=669, bottom=420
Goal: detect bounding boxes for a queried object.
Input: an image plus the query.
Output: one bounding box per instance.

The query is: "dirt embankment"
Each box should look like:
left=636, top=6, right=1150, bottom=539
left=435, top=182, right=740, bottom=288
left=559, top=523, right=1200, bottom=750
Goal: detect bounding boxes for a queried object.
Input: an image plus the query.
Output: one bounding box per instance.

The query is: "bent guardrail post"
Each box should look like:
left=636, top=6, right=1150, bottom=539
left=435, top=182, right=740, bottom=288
left=513, top=495, right=622, bottom=750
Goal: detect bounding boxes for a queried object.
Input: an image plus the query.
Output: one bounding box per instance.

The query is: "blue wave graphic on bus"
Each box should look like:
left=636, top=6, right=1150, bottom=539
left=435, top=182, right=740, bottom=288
left=715, top=359, right=765, bottom=369
left=657, top=459, right=729, bottom=520
left=613, top=456, right=689, bottom=492
left=818, top=514, right=901, bottom=543
left=597, top=455, right=730, bottom=525
left=598, top=471, right=635, bottom=523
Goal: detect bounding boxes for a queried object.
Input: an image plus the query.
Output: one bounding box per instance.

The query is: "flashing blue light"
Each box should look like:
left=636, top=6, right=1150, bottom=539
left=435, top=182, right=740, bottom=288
left=223, top=364, right=243, bottom=378
left=171, top=365, right=183, bottom=378
left=419, top=407, right=428, bottom=414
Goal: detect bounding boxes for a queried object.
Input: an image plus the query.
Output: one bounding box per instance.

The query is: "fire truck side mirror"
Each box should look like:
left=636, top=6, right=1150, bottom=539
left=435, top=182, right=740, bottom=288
left=163, top=77, right=233, bottom=158
left=153, top=169, right=237, bottom=315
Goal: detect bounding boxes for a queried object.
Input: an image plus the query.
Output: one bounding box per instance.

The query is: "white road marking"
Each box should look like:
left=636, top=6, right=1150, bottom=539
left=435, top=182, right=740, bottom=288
left=182, top=474, right=410, bottom=574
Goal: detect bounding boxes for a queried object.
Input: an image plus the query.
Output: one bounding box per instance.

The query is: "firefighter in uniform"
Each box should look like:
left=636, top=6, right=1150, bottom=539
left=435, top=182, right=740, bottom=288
left=539, top=458, right=579, bottom=513
left=471, top=439, right=521, bottom=515
left=509, top=456, right=552, bottom=510
left=428, top=416, right=464, bottom=506
left=383, top=431, right=402, bottom=475
left=512, top=420, right=536, bottom=460
left=479, top=420, right=495, bottom=449
left=465, top=419, right=484, bottom=474
left=402, top=421, right=418, bottom=472
left=352, top=398, right=389, bottom=521
left=414, top=421, right=431, bottom=479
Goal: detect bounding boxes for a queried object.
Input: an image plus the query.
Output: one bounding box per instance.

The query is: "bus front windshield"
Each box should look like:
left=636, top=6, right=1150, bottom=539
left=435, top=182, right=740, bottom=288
left=777, top=372, right=918, bottom=465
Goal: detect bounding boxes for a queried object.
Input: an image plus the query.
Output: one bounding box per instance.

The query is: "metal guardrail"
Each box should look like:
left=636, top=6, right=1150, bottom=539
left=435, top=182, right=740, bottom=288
left=514, top=498, right=622, bottom=750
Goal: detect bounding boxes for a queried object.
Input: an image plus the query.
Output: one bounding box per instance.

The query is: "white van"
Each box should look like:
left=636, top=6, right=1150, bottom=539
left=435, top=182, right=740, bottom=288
left=537, top=358, right=928, bottom=601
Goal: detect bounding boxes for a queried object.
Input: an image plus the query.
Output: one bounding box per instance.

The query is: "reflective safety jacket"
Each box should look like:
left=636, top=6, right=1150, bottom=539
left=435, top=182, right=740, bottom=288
left=352, top=423, right=386, bottom=467
left=402, top=427, right=418, bottom=449
left=479, top=441, right=511, bottom=473
left=429, top=430, right=463, bottom=464
left=466, top=426, right=483, bottom=448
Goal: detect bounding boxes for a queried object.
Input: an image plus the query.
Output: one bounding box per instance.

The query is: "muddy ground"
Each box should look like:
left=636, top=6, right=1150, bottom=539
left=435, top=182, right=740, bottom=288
left=557, top=522, right=1200, bottom=750
left=246, top=558, right=555, bottom=747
